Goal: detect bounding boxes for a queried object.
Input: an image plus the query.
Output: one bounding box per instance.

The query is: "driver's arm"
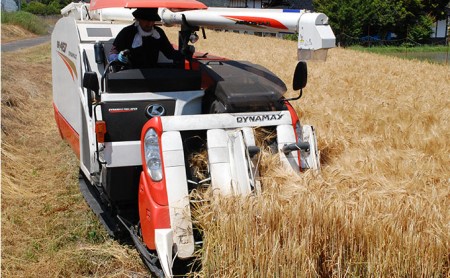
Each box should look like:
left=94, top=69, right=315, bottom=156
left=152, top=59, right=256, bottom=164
left=108, top=45, right=120, bottom=62
left=108, top=26, right=132, bottom=62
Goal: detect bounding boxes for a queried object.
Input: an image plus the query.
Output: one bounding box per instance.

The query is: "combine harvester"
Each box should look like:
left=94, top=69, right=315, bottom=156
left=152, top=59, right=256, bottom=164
left=52, top=0, right=335, bottom=276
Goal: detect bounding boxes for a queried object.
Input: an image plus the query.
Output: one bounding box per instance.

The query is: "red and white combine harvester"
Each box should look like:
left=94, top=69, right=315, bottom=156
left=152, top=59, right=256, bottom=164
left=52, top=0, right=335, bottom=276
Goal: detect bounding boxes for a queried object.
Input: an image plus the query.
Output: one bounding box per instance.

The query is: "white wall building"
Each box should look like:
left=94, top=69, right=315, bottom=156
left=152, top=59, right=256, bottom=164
left=1, top=0, right=19, bottom=12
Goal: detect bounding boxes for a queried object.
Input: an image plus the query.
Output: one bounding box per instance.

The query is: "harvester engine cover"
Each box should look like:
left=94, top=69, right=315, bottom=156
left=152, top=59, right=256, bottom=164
left=201, top=60, right=287, bottom=112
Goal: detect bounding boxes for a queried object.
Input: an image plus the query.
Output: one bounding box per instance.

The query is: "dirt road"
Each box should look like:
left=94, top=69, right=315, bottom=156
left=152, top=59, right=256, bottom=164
left=1, top=35, right=51, bottom=52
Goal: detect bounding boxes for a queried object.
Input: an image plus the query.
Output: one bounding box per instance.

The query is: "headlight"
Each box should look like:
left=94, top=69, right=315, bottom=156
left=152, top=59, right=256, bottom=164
left=144, top=128, right=163, bottom=181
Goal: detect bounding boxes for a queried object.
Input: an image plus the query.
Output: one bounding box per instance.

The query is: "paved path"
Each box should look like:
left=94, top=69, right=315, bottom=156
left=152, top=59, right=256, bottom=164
left=1, top=35, right=51, bottom=52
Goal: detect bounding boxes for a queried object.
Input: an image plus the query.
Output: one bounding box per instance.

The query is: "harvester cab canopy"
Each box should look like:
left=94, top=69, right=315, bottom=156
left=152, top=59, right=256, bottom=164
left=89, top=0, right=207, bottom=10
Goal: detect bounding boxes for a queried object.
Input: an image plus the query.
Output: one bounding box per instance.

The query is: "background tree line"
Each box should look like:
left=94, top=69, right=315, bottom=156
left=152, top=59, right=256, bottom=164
left=313, top=0, right=449, bottom=45
left=20, top=0, right=70, bottom=15
left=17, top=0, right=450, bottom=45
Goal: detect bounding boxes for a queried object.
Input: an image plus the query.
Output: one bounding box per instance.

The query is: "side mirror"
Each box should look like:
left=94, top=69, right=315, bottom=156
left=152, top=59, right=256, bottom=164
left=83, top=72, right=99, bottom=117
left=293, top=61, right=307, bottom=90
left=83, top=71, right=99, bottom=94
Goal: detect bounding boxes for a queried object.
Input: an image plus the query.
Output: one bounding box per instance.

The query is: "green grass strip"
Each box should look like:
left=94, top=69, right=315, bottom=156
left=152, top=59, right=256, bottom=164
left=349, top=45, right=449, bottom=53
left=1, top=11, right=48, bottom=35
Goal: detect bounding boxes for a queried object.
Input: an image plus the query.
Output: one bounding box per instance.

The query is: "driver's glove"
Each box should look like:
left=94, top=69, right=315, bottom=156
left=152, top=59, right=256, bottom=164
left=118, top=50, right=129, bottom=64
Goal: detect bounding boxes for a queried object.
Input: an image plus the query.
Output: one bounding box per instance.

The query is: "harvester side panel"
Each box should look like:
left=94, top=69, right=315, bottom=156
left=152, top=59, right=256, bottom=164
left=101, top=99, right=177, bottom=142
left=52, top=17, right=83, bottom=154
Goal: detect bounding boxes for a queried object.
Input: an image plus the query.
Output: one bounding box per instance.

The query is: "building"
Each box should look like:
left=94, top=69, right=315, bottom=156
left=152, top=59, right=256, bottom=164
left=430, top=2, right=450, bottom=44
left=1, top=0, right=19, bottom=12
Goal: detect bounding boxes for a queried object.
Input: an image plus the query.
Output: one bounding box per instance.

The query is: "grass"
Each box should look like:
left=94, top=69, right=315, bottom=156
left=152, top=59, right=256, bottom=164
left=349, top=44, right=449, bottom=53
left=1, top=11, right=48, bottom=35
left=349, top=44, right=450, bottom=65
left=2, top=27, right=449, bottom=277
left=1, top=44, right=147, bottom=277
left=170, top=29, right=450, bottom=277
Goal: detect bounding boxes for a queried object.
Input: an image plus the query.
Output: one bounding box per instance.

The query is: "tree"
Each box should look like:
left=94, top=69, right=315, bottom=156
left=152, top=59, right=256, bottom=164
left=406, top=14, right=435, bottom=43
left=313, top=0, right=369, bottom=45
left=22, top=0, right=60, bottom=15
left=313, top=0, right=447, bottom=45
left=422, top=0, right=449, bottom=20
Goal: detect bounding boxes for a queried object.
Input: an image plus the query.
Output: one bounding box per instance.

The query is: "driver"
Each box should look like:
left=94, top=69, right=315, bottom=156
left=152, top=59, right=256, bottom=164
left=108, top=8, right=183, bottom=68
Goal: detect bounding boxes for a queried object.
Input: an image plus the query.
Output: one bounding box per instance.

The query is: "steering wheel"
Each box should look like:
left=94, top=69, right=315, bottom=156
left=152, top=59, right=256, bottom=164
left=106, top=59, right=132, bottom=73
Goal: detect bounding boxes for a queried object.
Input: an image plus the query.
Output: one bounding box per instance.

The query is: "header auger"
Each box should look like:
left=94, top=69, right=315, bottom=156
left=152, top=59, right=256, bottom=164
left=52, top=1, right=335, bottom=276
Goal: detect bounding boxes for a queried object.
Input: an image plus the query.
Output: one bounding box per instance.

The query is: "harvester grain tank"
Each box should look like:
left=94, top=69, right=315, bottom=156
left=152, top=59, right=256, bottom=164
left=51, top=0, right=335, bottom=276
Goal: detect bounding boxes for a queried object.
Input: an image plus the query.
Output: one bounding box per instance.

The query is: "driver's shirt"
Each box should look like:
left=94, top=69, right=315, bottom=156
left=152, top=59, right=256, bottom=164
left=110, top=24, right=181, bottom=68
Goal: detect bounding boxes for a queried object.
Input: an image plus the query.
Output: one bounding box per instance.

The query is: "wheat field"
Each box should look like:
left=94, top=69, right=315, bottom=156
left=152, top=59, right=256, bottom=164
left=2, top=26, right=449, bottom=277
